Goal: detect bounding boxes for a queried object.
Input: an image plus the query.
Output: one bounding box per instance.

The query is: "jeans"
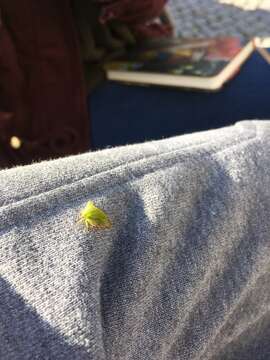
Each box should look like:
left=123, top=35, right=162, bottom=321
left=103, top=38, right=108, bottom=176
left=0, top=121, right=270, bottom=359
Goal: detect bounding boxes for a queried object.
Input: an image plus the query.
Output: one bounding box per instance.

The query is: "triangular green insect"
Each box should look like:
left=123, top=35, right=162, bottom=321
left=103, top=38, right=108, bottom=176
left=78, top=201, right=112, bottom=230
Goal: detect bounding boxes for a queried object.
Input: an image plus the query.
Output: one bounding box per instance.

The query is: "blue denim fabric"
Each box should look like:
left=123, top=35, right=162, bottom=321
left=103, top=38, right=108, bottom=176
left=0, top=121, right=270, bottom=359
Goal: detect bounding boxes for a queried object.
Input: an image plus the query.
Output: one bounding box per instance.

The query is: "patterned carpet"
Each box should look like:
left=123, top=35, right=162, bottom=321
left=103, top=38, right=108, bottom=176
left=167, top=0, right=270, bottom=40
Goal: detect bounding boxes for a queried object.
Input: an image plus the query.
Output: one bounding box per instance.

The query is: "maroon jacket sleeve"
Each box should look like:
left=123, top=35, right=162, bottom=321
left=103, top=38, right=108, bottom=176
left=0, top=1, right=91, bottom=168
left=98, top=0, right=172, bottom=38
left=98, top=0, right=167, bottom=24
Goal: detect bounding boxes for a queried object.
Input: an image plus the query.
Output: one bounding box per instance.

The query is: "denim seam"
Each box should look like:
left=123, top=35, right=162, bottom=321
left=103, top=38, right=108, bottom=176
left=0, top=124, right=258, bottom=210
left=0, top=127, right=258, bottom=226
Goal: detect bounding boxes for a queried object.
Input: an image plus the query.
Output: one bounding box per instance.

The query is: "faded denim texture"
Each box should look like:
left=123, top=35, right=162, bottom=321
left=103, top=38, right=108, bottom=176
left=0, top=121, right=270, bottom=359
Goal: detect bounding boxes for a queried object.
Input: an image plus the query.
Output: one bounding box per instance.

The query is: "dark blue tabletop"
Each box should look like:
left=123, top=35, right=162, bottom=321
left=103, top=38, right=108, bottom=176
left=89, top=50, right=270, bottom=150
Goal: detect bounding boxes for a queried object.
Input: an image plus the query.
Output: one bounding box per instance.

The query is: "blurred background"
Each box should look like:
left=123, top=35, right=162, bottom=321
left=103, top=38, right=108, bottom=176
left=90, top=0, right=270, bottom=150
left=1, top=0, right=270, bottom=167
